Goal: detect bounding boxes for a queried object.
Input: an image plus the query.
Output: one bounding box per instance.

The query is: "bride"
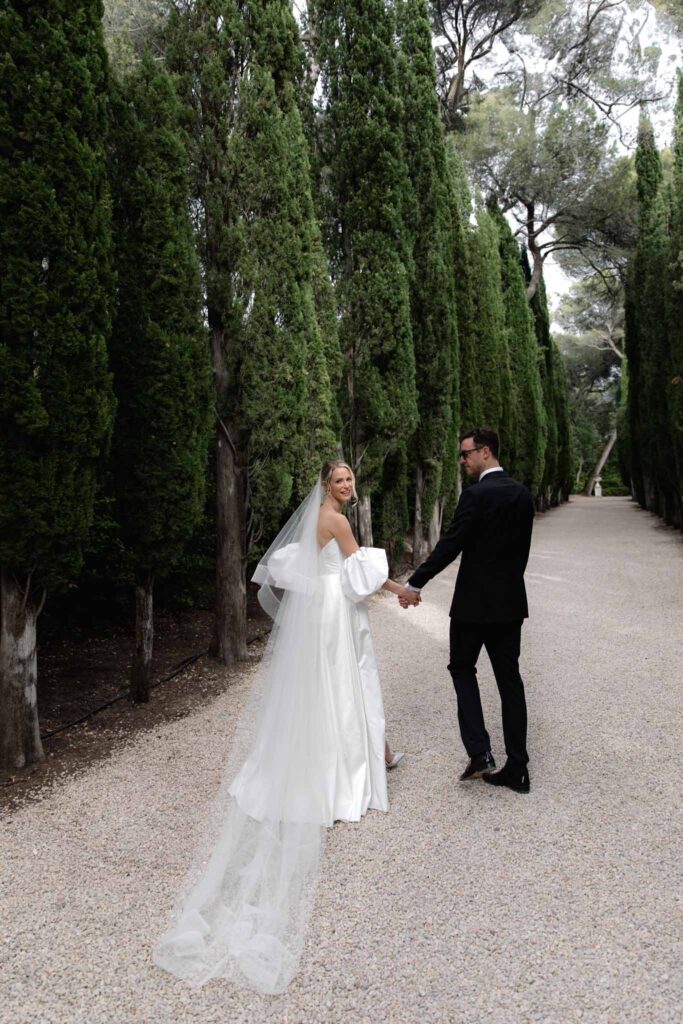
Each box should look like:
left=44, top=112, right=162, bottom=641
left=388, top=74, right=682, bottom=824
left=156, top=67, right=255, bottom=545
left=153, top=459, right=415, bottom=993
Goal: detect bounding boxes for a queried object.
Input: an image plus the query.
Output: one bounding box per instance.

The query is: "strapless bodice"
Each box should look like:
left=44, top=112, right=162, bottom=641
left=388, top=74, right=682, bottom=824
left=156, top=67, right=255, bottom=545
left=319, top=537, right=343, bottom=574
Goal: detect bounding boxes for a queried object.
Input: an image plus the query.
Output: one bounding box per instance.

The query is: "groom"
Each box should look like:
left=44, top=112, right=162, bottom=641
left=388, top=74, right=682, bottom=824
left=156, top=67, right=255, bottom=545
left=400, top=428, right=534, bottom=793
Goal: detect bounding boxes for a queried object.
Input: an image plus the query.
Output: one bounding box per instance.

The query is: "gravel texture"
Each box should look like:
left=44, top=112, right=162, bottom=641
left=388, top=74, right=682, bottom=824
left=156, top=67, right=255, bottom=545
left=2, top=496, right=681, bottom=1024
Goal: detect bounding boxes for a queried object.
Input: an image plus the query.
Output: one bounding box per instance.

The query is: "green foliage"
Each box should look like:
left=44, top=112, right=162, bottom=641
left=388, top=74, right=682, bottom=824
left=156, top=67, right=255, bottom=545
left=616, top=355, right=631, bottom=490
left=311, top=0, right=418, bottom=546
left=167, top=1, right=338, bottom=554
left=523, top=250, right=573, bottom=504
left=488, top=201, right=546, bottom=495
left=446, top=144, right=480, bottom=433
left=668, top=69, right=683, bottom=519
left=462, top=90, right=617, bottom=295
left=651, top=0, right=683, bottom=34
left=551, top=342, right=573, bottom=498
left=103, top=0, right=165, bottom=77
left=397, top=0, right=459, bottom=536
left=108, top=53, right=212, bottom=582
left=625, top=113, right=679, bottom=523
left=0, top=1, right=115, bottom=593
left=467, top=205, right=513, bottom=454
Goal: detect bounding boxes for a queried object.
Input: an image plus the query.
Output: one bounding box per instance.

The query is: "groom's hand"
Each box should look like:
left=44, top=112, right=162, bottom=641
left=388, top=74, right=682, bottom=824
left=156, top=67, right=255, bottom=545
left=397, top=586, right=420, bottom=608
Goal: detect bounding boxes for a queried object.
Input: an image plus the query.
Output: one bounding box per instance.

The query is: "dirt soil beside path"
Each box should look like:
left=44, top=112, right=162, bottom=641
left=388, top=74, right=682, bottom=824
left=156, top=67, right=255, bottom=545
left=0, top=604, right=270, bottom=815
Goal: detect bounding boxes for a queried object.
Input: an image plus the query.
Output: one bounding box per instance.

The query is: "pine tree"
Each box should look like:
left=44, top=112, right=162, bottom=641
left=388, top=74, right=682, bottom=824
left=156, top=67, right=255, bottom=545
left=397, top=0, right=459, bottom=563
left=166, top=1, right=338, bottom=660
left=108, top=54, right=212, bottom=701
left=311, top=0, right=418, bottom=547
left=0, top=1, right=115, bottom=768
left=488, top=200, right=546, bottom=494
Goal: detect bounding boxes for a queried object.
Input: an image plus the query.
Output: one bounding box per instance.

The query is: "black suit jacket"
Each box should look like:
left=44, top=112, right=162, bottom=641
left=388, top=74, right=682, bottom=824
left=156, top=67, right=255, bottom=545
left=408, top=470, right=535, bottom=623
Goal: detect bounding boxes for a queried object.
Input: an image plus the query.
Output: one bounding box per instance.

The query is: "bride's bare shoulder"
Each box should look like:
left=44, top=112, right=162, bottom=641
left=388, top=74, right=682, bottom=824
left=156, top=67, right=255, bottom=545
left=317, top=507, right=341, bottom=536
left=318, top=510, right=359, bottom=556
left=317, top=509, right=354, bottom=548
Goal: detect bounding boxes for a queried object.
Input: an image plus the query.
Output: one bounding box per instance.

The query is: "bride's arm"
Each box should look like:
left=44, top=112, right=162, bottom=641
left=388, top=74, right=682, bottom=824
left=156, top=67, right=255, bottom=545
left=382, top=577, right=414, bottom=597
left=333, top=515, right=418, bottom=602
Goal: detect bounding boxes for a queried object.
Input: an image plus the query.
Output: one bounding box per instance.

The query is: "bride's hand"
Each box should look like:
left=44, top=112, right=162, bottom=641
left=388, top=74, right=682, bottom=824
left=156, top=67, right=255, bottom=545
left=397, top=586, right=420, bottom=608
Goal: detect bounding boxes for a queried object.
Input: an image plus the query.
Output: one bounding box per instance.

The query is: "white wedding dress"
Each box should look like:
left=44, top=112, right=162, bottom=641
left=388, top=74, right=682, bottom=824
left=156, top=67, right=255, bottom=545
left=153, top=483, right=390, bottom=994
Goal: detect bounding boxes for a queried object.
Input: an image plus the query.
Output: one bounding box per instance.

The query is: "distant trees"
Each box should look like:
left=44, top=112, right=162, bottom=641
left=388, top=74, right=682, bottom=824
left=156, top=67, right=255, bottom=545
left=555, top=271, right=625, bottom=498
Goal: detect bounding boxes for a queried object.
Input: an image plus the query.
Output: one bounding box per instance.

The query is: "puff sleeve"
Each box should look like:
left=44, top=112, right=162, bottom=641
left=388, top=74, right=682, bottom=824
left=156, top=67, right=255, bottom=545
left=340, top=547, right=389, bottom=604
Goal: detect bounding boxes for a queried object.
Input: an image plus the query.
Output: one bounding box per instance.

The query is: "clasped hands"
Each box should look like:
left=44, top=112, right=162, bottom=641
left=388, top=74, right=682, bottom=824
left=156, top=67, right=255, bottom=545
left=397, top=586, right=421, bottom=609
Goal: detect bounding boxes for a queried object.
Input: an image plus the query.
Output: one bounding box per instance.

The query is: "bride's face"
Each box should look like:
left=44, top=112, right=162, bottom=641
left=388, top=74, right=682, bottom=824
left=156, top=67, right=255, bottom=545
left=328, top=467, right=354, bottom=505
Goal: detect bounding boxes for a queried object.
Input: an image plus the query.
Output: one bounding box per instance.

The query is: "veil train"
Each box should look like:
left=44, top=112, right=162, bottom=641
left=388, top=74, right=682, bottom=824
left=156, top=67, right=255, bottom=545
left=153, top=482, right=337, bottom=993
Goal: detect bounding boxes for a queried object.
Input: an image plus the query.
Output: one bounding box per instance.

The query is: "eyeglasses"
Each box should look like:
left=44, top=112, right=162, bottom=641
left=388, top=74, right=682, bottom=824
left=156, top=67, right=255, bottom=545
left=458, top=446, right=483, bottom=461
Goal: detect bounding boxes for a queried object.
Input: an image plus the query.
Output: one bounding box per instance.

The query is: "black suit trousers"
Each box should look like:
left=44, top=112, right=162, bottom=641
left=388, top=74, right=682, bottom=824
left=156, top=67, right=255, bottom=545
left=448, top=619, right=529, bottom=766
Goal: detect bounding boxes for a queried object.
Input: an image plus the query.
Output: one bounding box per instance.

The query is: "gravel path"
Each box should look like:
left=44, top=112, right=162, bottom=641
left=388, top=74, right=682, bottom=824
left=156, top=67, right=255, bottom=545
left=2, top=496, right=681, bottom=1024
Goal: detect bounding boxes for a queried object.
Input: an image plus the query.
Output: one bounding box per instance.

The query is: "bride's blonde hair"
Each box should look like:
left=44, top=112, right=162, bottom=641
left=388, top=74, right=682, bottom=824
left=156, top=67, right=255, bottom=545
left=320, top=459, right=358, bottom=506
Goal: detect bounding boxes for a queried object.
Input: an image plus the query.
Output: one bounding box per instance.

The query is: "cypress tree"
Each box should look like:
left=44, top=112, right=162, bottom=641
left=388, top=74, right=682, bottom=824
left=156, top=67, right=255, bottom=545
left=311, top=0, right=418, bottom=547
left=524, top=251, right=556, bottom=507
left=167, top=2, right=338, bottom=660
left=623, top=275, right=642, bottom=503
left=488, top=200, right=546, bottom=495
left=468, top=205, right=513, bottom=454
left=627, top=115, right=673, bottom=520
left=447, top=143, right=480, bottom=434
left=108, top=54, right=212, bottom=701
left=397, top=0, right=460, bottom=563
left=616, top=356, right=632, bottom=491
left=164, top=0, right=246, bottom=662
left=0, top=1, right=115, bottom=768
left=235, top=6, right=338, bottom=537
left=669, top=69, right=683, bottom=525
left=552, top=343, right=573, bottom=500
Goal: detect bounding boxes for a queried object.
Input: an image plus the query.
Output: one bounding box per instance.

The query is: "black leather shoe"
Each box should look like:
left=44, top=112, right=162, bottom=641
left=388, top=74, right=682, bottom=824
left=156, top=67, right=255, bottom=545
left=459, top=751, right=496, bottom=781
left=483, top=764, right=530, bottom=793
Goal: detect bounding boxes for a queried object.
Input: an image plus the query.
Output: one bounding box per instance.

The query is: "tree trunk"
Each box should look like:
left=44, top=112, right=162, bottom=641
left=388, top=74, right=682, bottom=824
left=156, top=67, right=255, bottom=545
left=0, top=569, right=44, bottom=770
left=412, top=465, right=427, bottom=566
left=574, top=456, right=583, bottom=487
left=208, top=302, right=247, bottom=664
left=357, top=494, right=374, bottom=547
left=525, top=202, right=544, bottom=301
left=413, top=465, right=444, bottom=567
left=130, top=573, right=154, bottom=703
left=212, top=425, right=247, bottom=663
left=428, top=497, right=442, bottom=551
left=584, top=428, right=617, bottom=496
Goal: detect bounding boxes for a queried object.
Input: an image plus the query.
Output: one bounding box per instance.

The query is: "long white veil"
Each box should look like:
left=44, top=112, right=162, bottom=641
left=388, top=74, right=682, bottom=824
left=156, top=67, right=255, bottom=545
left=152, top=481, right=331, bottom=994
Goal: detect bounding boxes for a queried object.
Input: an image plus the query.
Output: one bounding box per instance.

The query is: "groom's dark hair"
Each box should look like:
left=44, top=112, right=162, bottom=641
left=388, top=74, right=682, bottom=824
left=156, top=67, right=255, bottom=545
left=461, top=427, right=500, bottom=458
